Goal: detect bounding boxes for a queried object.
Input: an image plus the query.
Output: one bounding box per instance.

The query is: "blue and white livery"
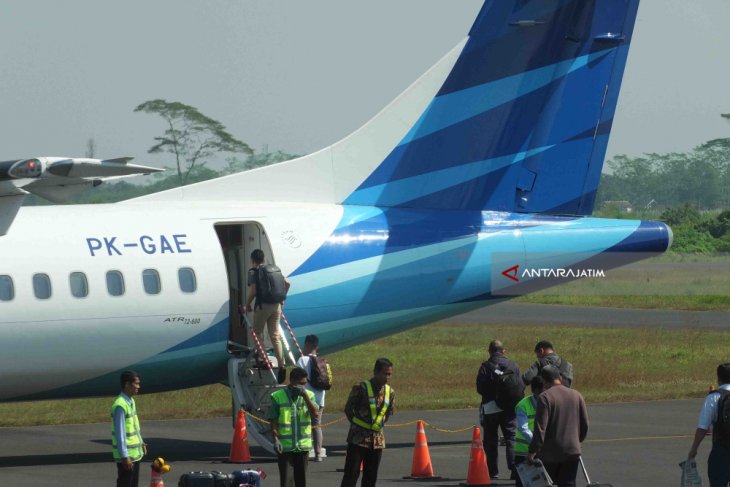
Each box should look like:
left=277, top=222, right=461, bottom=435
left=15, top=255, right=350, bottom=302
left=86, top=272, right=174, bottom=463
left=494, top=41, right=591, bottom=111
left=0, top=0, right=669, bottom=406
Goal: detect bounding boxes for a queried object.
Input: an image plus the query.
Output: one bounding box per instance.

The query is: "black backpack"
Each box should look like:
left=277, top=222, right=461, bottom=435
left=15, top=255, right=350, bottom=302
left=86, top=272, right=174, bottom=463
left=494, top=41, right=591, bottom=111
left=539, top=356, right=574, bottom=388
left=491, top=364, right=525, bottom=411
left=714, top=389, right=730, bottom=448
left=256, top=264, right=288, bottom=305
left=309, top=355, right=333, bottom=391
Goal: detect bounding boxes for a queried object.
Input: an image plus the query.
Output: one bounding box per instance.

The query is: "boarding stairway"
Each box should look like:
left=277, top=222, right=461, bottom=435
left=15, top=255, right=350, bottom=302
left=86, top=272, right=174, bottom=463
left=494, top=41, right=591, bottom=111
left=227, top=311, right=303, bottom=455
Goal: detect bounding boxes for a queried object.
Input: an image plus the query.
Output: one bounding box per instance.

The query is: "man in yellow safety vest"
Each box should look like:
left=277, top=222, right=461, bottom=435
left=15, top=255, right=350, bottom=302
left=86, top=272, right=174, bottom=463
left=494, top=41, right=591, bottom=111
left=269, top=367, right=320, bottom=487
left=111, top=370, right=147, bottom=487
left=514, top=376, right=544, bottom=487
left=341, top=358, right=395, bottom=487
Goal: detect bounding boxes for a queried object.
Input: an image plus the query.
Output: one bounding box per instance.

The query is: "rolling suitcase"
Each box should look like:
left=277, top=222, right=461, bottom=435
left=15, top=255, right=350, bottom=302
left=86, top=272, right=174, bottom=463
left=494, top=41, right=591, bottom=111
left=178, top=471, right=215, bottom=487
left=231, top=469, right=263, bottom=487
left=580, top=457, right=613, bottom=487
left=516, top=460, right=554, bottom=487
left=210, top=470, right=233, bottom=487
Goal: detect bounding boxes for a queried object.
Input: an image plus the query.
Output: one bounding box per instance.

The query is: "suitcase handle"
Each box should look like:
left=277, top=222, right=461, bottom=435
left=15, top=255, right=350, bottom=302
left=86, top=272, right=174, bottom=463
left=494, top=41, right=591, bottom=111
left=579, top=456, right=591, bottom=484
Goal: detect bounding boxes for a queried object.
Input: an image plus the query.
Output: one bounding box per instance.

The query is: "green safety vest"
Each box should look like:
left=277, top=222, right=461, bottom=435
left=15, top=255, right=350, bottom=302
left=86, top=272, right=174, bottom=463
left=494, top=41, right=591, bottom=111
left=514, top=395, right=537, bottom=454
left=351, top=381, right=391, bottom=432
left=271, top=388, right=314, bottom=452
left=111, top=395, right=144, bottom=462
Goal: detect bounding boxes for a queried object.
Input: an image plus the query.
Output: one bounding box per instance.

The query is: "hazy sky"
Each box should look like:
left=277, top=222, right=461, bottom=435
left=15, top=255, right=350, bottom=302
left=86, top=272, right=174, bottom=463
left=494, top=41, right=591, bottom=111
left=1, top=1, right=729, bottom=172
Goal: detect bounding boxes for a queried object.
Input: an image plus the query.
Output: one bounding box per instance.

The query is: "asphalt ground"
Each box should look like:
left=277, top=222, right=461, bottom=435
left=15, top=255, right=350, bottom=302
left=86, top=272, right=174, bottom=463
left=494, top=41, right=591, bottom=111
left=0, top=399, right=713, bottom=486
left=2, top=303, right=727, bottom=485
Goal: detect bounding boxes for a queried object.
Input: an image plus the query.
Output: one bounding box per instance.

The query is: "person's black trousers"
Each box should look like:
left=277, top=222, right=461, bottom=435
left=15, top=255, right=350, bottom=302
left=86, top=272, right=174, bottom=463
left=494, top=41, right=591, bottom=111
left=513, top=454, right=527, bottom=487
left=116, top=461, right=140, bottom=487
left=340, top=443, right=383, bottom=487
left=277, top=451, right=309, bottom=487
left=543, top=459, right=580, bottom=487
left=481, top=411, right=516, bottom=478
left=708, top=442, right=730, bottom=487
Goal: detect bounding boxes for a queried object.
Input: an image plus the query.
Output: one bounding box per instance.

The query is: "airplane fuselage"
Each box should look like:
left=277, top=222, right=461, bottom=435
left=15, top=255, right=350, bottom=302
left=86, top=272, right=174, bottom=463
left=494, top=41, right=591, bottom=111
left=0, top=200, right=669, bottom=401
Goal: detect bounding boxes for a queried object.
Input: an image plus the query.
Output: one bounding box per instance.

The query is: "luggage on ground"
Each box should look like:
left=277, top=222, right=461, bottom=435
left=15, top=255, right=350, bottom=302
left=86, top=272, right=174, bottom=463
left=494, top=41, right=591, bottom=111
left=179, top=471, right=215, bottom=487
left=232, top=469, right=264, bottom=487
left=210, top=470, right=233, bottom=487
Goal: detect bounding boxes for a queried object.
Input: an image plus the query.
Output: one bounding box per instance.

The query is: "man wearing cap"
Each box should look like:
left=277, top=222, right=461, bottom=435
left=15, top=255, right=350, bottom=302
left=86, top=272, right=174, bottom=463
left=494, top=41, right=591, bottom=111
left=527, top=366, right=588, bottom=487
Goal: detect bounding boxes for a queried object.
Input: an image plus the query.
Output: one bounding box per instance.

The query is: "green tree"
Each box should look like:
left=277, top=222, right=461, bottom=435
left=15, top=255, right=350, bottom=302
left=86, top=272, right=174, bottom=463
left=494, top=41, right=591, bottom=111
left=222, top=150, right=300, bottom=175
left=134, top=99, right=252, bottom=185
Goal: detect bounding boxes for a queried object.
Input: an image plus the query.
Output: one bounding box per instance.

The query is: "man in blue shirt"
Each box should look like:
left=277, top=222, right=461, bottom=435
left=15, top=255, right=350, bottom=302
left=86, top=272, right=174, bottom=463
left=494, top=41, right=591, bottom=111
left=688, top=363, right=730, bottom=487
left=112, top=370, right=147, bottom=487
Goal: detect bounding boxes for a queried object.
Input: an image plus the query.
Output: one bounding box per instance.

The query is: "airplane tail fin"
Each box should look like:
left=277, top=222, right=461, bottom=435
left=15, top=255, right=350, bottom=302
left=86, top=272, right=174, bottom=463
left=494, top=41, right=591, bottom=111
left=136, top=0, right=640, bottom=216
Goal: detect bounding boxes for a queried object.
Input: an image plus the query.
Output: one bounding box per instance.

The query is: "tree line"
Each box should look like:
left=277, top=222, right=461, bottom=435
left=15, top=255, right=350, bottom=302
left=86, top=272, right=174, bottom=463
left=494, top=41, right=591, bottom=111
left=597, top=113, right=730, bottom=211
left=29, top=101, right=730, bottom=253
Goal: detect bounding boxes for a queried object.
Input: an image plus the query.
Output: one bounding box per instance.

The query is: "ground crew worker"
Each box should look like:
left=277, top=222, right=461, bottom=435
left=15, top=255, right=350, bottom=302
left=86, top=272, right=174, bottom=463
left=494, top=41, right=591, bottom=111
left=111, top=370, right=147, bottom=487
left=269, top=367, right=319, bottom=487
left=341, top=358, right=395, bottom=487
left=688, top=363, right=730, bottom=487
left=514, top=376, right=544, bottom=487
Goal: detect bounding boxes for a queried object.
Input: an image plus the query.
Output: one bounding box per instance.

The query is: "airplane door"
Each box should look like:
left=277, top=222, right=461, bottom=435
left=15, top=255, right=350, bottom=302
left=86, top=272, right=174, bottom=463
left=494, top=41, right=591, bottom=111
left=215, top=222, right=275, bottom=352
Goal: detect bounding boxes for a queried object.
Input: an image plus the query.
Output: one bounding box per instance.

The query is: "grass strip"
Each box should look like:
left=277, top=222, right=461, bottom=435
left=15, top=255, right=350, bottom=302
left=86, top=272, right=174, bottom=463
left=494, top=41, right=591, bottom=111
left=1, top=322, right=727, bottom=427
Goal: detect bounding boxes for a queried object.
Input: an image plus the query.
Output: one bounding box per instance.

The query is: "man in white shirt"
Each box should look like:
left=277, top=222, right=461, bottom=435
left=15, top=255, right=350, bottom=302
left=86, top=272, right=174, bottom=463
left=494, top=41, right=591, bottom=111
left=688, top=363, right=730, bottom=487
left=296, top=334, right=326, bottom=461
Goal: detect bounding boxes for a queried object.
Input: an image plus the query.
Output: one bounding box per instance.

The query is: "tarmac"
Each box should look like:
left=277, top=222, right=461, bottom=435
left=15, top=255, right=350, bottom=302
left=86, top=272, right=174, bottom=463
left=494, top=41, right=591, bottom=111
left=2, top=303, right=727, bottom=486
left=0, top=399, right=713, bottom=486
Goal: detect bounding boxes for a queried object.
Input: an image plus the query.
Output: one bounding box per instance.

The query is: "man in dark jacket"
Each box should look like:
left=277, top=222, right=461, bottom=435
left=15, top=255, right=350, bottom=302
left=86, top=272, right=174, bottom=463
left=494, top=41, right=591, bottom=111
left=476, top=340, right=523, bottom=480
left=522, top=340, right=573, bottom=388
left=527, top=366, right=588, bottom=487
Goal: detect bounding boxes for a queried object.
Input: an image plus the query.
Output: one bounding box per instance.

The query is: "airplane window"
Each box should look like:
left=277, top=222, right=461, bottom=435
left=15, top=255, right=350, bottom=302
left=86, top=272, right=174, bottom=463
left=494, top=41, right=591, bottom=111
left=0, top=275, right=14, bottom=301
left=178, top=267, right=197, bottom=293
left=69, top=272, right=89, bottom=298
left=106, top=271, right=125, bottom=297
left=33, top=273, right=52, bottom=300
left=142, top=269, right=161, bottom=295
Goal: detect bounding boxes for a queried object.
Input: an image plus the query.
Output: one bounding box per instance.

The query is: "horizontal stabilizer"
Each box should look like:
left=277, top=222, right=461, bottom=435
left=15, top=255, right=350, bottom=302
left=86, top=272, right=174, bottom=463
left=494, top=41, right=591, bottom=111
left=0, top=156, right=162, bottom=235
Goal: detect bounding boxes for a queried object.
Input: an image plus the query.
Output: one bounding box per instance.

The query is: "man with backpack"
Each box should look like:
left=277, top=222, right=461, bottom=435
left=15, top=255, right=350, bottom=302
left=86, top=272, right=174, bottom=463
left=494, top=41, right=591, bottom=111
left=688, top=363, right=730, bottom=487
left=522, top=340, right=573, bottom=388
left=245, top=249, right=291, bottom=383
left=476, top=340, right=524, bottom=481
left=296, top=334, right=331, bottom=462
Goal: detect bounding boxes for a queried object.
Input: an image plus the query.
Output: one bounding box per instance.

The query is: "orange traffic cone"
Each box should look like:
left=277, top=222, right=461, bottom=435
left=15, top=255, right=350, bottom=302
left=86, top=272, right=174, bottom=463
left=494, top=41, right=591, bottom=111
left=149, top=457, right=170, bottom=486
left=149, top=469, right=164, bottom=487
left=229, top=408, right=252, bottom=463
left=403, top=420, right=440, bottom=479
left=460, top=426, right=491, bottom=486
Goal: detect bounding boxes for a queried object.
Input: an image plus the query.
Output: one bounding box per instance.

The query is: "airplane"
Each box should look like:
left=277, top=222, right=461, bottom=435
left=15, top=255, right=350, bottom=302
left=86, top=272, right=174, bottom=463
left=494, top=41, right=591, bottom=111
left=0, top=0, right=670, bottom=451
